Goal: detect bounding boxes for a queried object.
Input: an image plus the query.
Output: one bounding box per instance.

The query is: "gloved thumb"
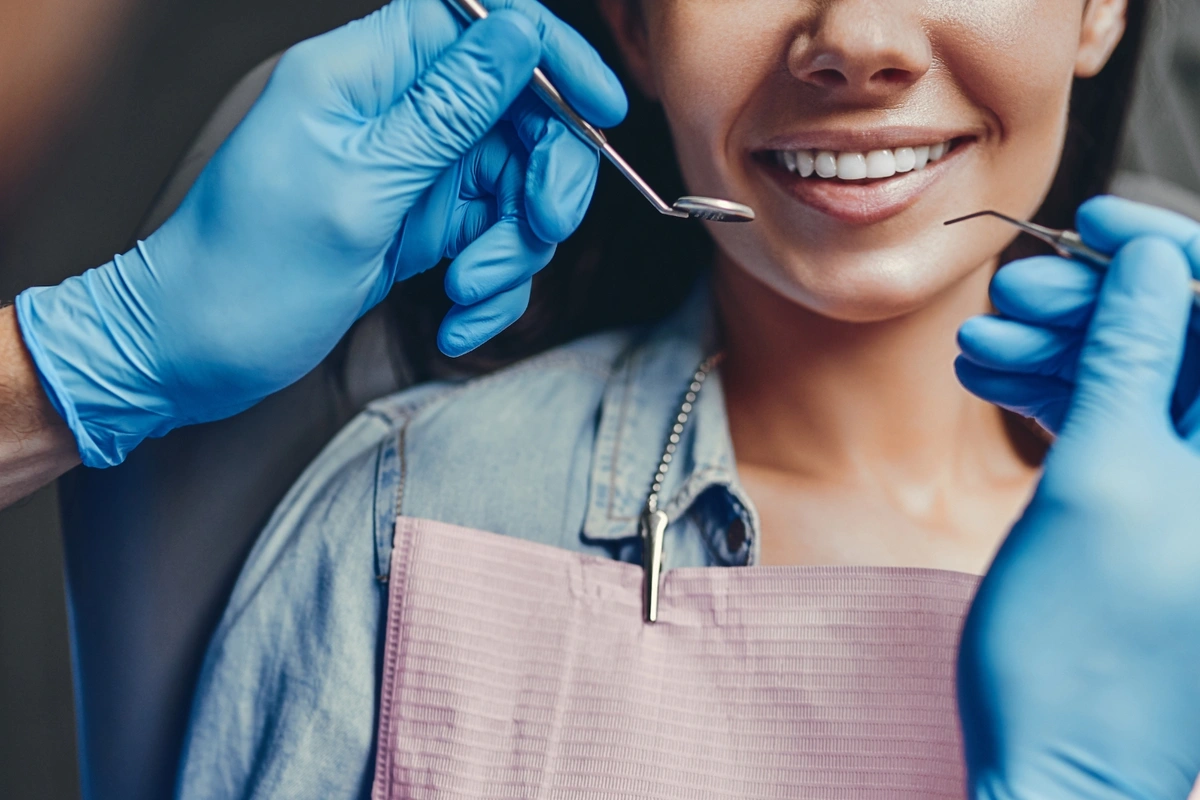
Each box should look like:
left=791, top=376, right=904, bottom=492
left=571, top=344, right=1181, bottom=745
left=1078, top=196, right=1200, bottom=266
left=1067, top=236, right=1193, bottom=428
left=364, top=10, right=541, bottom=208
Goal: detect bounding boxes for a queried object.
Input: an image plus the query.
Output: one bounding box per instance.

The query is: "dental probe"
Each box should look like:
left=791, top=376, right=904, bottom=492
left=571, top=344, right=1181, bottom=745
left=442, top=0, right=756, bottom=223
left=945, top=210, right=1200, bottom=302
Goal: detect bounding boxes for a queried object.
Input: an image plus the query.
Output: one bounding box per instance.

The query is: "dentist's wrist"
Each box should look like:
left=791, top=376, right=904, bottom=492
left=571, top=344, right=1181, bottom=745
left=15, top=245, right=174, bottom=468
left=0, top=304, right=79, bottom=507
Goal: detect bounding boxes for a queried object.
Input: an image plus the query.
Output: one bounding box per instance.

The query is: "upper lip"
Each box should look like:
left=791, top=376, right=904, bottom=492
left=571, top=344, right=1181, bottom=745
left=754, top=126, right=981, bottom=154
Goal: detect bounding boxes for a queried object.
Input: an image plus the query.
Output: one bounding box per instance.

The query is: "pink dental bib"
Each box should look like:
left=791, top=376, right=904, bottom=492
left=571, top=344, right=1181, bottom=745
left=372, top=517, right=980, bottom=799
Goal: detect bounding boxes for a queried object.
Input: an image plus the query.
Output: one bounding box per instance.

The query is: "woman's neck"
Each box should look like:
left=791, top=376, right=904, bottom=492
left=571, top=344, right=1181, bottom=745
left=716, top=254, right=1032, bottom=520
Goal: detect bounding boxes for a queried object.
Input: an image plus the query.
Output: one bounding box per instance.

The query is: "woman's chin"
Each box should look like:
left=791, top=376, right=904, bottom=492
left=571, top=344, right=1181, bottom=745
left=803, top=292, right=936, bottom=324
left=755, top=262, right=966, bottom=324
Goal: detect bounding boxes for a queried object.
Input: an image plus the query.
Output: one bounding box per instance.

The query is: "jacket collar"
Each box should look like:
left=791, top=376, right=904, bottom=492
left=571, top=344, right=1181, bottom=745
left=583, top=277, right=756, bottom=552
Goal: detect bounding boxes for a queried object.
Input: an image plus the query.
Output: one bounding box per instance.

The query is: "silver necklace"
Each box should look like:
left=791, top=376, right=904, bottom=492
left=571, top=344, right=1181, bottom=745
left=640, top=353, right=723, bottom=623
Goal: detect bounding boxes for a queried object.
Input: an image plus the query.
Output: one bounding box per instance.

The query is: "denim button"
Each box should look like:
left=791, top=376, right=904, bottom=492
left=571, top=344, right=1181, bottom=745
left=726, top=517, right=746, bottom=552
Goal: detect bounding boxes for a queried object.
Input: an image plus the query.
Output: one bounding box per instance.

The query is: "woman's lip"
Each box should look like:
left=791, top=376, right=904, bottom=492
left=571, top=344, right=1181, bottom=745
left=753, top=140, right=973, bottom=226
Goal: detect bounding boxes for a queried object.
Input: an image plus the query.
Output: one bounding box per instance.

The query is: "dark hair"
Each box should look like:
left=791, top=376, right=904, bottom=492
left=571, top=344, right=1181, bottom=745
left=388, top=0, right=1150, bottom=381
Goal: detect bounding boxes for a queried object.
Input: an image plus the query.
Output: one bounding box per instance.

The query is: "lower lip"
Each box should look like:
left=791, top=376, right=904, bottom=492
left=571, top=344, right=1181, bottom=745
left=754, top=141, right=973, bottom=226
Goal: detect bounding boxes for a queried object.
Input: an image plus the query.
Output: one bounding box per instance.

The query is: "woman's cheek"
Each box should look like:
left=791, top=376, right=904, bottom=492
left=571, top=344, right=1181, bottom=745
left=934, top=5, right=1082, bottom=216
left=648, top=7, right=779, bottom=193
left=637, top=0, right=1094, bottom=321
left=934, top=1, right=1080, bottom=142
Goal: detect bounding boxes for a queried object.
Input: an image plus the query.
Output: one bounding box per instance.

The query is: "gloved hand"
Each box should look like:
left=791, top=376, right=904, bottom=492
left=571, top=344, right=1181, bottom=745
left=956, top=231, right=1200, bottom=799
left=15, top=0, right=626, bottom=468
left=956, top=196, right=1200, bottom=436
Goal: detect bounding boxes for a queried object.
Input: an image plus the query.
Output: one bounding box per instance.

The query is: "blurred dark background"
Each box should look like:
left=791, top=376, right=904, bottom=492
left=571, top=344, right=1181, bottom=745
left=0, top=0, right=1196, bottom=797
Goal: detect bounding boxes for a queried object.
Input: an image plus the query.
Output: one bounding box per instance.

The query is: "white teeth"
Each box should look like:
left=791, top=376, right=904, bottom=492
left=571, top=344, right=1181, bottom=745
left=796, top=149, right=815, bottom=178
left=815, top=150, right=838, bottom=178
left=913, top=145, right=930, bottom=170
left=837, top=152, right=868, bottom=180
left=772, top=139, right=955, bottom=181
left=865, top=149, right=896, bottom=179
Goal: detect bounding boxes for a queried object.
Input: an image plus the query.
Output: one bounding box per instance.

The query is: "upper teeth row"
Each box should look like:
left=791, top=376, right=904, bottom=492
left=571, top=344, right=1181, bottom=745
left=774, top=141, right=954, bottom=180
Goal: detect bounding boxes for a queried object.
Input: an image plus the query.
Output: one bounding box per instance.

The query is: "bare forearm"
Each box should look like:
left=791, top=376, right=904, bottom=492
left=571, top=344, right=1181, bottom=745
left=0, top=304, right=79, bottom=509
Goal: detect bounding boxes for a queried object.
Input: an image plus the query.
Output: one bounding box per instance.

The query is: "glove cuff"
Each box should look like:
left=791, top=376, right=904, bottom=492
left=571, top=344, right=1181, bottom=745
left=15, top=244, right=175, bottom=468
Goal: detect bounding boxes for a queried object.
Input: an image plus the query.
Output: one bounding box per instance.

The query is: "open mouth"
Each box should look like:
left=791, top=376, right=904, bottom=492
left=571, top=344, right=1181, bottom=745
left=753, top=135, right=977, bottom=225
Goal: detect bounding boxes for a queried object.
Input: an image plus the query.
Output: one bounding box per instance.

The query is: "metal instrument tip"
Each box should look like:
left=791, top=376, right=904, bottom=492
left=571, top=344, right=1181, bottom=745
left=944, top=210, right=1023, bottom=227
left=943, top=209, right=1121, bottom=272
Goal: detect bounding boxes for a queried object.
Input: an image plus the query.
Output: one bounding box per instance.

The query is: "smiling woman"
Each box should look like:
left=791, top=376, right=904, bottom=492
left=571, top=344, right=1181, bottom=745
left=394, top=0, right=1147, bottom=374
left=174, top=1, right=1165, bottom=799
left=393, top=0, right=1145, bottom=572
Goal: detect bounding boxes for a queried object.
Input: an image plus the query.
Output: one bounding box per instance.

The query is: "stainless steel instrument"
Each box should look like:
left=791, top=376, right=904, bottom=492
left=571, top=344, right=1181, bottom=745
left=945, top=210, right=1200, bottom=301
left=443, top=0, right=756, bottom=224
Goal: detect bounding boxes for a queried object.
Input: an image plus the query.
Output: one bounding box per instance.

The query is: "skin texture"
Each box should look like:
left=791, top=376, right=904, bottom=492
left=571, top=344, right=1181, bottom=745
left=0, top=305, right=79, bottom=509
left=600, top=0, right=1126, bottom=572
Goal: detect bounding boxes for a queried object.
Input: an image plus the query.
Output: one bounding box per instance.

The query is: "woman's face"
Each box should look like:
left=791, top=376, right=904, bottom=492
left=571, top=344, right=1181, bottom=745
left=602, top=0, right=1128, bottom=321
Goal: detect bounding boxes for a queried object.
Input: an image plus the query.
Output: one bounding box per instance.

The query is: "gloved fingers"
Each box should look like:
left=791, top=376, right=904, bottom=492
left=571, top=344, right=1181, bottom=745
left=447, top=124, right=529, bottom=261
left=954, top=357, right=1071, bottom=434
left=990, top=256, right=1100, bottom=328
left=525, top=118, right=599, bottom=243
left=364, top=11, right=541, bottom=207
left=444, top=215, right=556, bottom=307
left=438, top=279, right=534, bottom=356
left=404, top=0, right=622, bottom=247
left=508, top=92, right=601, bottom=243
left=459, top=123, right=525, bottom=216
left=274, top=1, right=460, bottom=117
left=295, top=0, right=625, bottom=124
left=958, top=319, right=1200, bottom=442
left=958, top=315, right=1081, bottom=381
left=446, top=198, right=498, bottom=260
left=482, top=0, right=628, bottom=128
left=1068, top=236, right=1194, bottom=427
left=462, top=94, right=600, bottom=246
left=445, top=129, right=554, bottom=308
left=1078, top=196, right=1200, bottom=267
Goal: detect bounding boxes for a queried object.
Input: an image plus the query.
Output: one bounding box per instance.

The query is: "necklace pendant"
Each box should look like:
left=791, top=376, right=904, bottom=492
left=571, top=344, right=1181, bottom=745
left=641, top=508, right=669, bottom=623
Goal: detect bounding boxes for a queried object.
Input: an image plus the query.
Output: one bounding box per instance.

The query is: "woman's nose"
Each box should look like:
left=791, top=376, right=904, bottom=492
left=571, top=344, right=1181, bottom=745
left=788, top=0, right=931, bottom=102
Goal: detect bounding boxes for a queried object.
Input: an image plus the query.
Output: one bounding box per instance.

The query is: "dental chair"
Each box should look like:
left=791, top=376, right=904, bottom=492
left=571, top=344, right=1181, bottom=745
left=55, top=55, right=418, bottom=800
left=56, top=4, right=1200, bottom=800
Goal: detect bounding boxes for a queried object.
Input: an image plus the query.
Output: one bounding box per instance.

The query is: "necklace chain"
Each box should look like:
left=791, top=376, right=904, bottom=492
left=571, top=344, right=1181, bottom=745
left=645, top=353, right=724, bottom=514
left=640, top=352, right=723, bottom=623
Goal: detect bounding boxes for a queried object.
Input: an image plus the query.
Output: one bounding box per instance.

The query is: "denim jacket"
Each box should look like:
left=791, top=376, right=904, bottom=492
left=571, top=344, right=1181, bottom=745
left=176, top=283, right=761, bottom=799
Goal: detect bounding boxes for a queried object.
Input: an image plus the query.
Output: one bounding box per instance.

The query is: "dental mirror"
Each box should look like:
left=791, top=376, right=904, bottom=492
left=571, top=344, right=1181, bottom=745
left=443, top=0, right=756, bottom=224
left=669, top=196, right=757, bottom=223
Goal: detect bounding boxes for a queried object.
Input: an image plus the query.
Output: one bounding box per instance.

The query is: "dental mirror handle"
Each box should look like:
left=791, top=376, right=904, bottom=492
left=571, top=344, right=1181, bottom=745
left=443, top=0, right=686, bottom=218
left=531, top=79, right=686, bottom=217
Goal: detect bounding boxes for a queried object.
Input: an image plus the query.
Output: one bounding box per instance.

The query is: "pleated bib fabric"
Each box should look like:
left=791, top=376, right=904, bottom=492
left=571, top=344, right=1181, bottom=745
left=372, top=517, right=980, bottom=799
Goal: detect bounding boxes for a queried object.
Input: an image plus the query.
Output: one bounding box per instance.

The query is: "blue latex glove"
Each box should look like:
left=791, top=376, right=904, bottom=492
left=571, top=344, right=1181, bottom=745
left=956, top=229, right=1200, bottom=798
left=15, top=0, right=626, bottom=468
left=957, top=196, right=1200, bottom=436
